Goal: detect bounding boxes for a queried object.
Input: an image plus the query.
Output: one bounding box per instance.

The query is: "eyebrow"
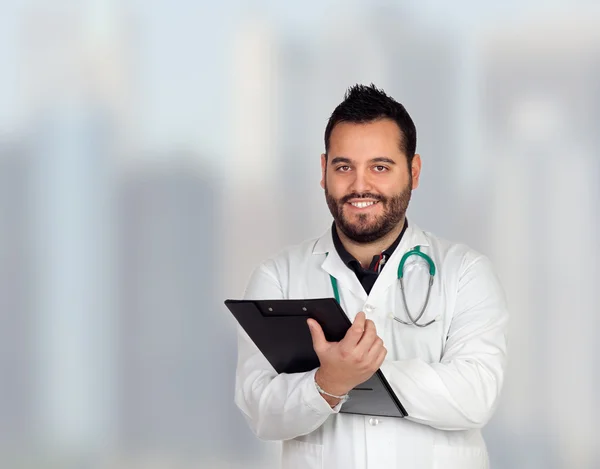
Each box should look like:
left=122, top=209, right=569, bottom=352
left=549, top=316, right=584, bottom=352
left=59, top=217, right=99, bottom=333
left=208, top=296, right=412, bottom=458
left=330, top=157, right=352, bottom=165
left=330, top=156, right=397, bottom=165
left=370, top=157, right=396, bottom=165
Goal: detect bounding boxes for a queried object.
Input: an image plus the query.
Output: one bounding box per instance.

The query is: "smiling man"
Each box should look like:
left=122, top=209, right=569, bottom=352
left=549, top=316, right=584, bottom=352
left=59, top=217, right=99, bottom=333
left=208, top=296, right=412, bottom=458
left=235, top=84, right=509, bottom=469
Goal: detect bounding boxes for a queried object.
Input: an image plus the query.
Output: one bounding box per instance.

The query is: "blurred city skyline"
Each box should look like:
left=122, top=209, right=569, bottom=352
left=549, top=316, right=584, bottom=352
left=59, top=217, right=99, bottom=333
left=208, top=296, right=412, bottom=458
left=0, top=1, right=599, bottom=468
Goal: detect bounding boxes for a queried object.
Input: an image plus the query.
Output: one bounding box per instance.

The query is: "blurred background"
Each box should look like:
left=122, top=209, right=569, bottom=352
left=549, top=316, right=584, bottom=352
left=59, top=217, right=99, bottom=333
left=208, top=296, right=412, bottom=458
left=1, top=0, right=599, bottom=468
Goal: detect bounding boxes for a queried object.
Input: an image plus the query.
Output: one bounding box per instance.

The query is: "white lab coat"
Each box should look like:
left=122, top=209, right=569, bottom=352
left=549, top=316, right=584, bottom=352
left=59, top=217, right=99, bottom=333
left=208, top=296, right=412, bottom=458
left=235, top=221, right=508, bottom=469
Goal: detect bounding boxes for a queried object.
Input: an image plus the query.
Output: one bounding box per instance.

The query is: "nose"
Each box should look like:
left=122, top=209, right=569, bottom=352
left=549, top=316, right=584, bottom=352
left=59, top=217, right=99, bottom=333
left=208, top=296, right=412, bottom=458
left=349, top=167, right=373, bottom=194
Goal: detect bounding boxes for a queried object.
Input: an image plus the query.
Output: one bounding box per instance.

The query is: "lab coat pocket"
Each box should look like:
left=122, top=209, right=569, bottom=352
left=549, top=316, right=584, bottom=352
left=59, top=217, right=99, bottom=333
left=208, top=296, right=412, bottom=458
left=432, top=445, right=487, bottom=469
left=281, top=439, right=323, bottom=469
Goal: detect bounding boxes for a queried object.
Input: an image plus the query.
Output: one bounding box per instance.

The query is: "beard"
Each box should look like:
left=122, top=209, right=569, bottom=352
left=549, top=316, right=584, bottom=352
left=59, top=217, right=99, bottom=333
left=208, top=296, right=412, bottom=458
left=325, top=179, right=412, bottom=244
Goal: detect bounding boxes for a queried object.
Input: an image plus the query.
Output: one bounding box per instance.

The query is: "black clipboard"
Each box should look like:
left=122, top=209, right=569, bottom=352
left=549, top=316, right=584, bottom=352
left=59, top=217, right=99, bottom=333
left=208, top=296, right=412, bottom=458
left=225, top=297, right=407, bottom=418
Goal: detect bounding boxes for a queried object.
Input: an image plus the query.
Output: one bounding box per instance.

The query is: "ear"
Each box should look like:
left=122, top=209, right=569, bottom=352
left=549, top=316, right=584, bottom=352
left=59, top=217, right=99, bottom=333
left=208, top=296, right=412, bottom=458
left=320, top=153, right=327, bottom=189
left=411, top=154, right=422, bottom=190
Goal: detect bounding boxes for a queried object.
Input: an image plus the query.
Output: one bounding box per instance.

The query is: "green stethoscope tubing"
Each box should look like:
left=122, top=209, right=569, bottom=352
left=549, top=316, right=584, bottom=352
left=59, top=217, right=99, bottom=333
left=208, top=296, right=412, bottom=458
left=329, top=246, right=437, bottom=328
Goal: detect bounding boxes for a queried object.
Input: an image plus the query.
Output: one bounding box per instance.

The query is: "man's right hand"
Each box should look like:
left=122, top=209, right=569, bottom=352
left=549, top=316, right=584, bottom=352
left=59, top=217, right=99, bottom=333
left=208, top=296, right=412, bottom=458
left=307, top=311, right=387, bottom=401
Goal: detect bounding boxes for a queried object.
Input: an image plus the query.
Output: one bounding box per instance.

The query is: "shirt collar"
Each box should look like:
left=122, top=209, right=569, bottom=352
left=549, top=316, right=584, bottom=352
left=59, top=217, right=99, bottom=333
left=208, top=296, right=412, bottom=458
left=331, top=219, right=408, bottom=270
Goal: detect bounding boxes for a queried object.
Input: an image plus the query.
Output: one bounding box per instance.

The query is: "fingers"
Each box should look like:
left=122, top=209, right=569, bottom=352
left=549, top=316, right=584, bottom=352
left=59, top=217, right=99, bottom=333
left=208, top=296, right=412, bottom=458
left=352, top=319, right=377, bottom=358
left=343, top=316, right=381, bottom=362
left=375, top=346, right=387, bottom=369
left=342, top=311, right=366, bottom=348
left=353, top=311, right=366, bottom=331
left=366, top=336, right=385, bottom=362
left=355, top=335, right=386, bottom=378
left=357, top=319, right=377, bottom=347
left=307, top=318, right=327, bottom=354
left=337, top=313, right=385, bottom=374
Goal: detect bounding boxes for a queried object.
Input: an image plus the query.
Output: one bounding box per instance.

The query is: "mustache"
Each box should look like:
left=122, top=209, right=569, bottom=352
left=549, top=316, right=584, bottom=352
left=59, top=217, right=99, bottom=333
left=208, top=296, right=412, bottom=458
left=339, top=192, right=386, bottom=204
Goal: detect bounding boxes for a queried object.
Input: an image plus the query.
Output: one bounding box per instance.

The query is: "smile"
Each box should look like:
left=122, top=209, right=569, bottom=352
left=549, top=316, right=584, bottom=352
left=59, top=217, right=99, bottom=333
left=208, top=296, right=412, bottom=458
left=348, top=200, right=379, bottom=209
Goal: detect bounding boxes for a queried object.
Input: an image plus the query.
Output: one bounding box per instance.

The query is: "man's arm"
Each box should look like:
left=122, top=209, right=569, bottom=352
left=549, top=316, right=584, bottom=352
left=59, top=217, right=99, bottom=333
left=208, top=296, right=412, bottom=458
left=234, top=263, right=341, bottom=441
left=381, top=253, right=509, bottom=430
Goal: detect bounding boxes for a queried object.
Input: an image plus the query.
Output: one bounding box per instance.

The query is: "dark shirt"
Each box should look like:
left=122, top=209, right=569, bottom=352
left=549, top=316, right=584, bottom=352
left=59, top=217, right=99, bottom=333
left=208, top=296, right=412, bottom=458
left=331, top=220, right=408, bottom=295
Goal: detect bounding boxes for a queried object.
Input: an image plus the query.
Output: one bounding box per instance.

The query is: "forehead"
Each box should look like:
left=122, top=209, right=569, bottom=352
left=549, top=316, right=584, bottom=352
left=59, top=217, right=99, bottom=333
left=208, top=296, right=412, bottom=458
left=328, top=119, right=404, bottom=160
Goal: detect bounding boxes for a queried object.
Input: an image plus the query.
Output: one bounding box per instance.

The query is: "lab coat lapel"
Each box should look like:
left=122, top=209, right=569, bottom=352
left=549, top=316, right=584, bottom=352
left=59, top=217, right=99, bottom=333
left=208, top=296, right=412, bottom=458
left=313, top=229, right=367, bottom=303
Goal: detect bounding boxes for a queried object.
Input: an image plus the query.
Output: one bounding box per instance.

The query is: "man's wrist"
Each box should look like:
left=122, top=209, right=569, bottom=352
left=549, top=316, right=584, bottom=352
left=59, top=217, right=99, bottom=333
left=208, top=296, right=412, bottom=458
left=315, top=368, right=349, bottom=394
left=314, top=369, right=350, bottom=407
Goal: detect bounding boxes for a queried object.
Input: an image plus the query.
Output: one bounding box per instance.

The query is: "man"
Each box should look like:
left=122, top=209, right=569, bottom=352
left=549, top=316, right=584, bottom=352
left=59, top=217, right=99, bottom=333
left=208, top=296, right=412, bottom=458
left=235, top=84, right=508, bottom=468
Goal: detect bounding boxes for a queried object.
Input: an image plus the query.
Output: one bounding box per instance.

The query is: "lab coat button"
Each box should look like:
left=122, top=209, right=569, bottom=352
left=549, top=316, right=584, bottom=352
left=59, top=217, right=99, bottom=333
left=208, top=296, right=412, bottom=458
left=368, top=418, right=379, bottom=426
left=364, top=304, right=375, bottom=313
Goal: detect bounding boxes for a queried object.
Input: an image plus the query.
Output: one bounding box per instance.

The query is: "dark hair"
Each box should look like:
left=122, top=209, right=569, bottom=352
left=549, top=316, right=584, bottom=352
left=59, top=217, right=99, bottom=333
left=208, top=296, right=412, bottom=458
left=324, top=84, right=417, bottom=166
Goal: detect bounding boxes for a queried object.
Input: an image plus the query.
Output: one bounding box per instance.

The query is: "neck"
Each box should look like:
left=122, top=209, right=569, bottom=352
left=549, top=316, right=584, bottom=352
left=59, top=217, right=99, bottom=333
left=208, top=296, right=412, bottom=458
left=336, top=217, right=405, bottom=268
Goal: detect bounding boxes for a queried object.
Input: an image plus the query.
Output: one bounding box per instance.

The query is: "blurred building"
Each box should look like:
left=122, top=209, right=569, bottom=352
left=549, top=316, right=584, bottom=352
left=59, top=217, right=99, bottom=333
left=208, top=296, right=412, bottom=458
left=225, top=17, right=286, bottom=300
left=479, top=15, right=600, bottom=469
left=19, top=2, right=127, bottom=456
left=117, top=159, right=250, bottom=463
left=0, top=145, right=35, bottom=452
left=28, top=101, right=117, bottom=453
left=276, top=36, right=327, bottom=245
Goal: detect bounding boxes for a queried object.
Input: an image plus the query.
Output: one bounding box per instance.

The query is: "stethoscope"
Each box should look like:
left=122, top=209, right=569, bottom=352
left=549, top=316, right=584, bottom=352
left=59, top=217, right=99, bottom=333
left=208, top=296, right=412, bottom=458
left=329, top=246, right=438, bottom=328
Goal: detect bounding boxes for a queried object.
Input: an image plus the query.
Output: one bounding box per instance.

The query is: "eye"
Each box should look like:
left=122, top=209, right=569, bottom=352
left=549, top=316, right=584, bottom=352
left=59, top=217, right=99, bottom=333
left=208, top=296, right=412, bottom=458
left=373, top=165, right=388, bottom=172
left=336, top=165, right=351, bottom=172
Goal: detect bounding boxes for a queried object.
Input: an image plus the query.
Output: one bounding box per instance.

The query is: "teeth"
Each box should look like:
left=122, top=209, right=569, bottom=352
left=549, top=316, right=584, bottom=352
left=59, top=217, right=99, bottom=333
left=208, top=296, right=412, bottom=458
left=351, top=201, right=376, bottom=208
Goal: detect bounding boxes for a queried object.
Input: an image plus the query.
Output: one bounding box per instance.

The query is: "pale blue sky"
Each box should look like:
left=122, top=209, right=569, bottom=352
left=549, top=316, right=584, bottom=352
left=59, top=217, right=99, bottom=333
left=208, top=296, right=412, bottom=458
left=1, top=0, right=598, bottom=160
